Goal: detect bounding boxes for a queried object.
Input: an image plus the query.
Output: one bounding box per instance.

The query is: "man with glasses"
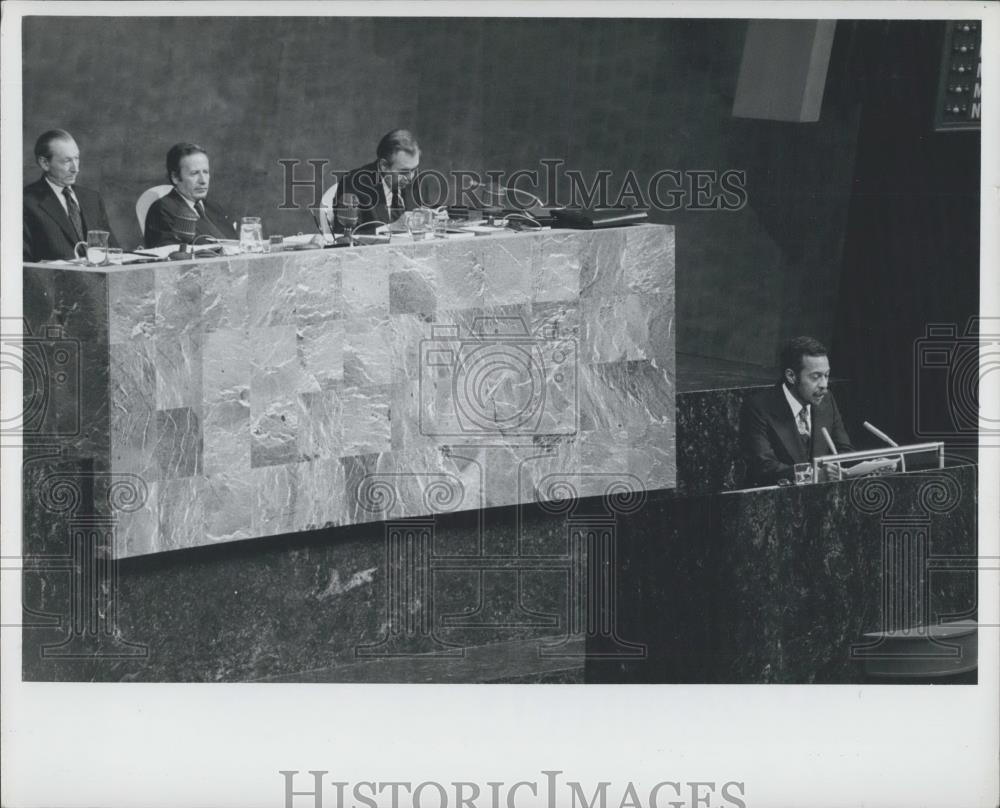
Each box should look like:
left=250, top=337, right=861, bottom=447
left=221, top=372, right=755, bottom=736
left=334, top=129, right=423, bottom=232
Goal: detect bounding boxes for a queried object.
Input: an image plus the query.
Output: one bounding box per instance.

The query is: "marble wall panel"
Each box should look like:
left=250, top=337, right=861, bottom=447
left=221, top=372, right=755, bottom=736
left=430, top=240, right=485, bottom=309
left=155, top=407, right=202, bottom=479
left=298, top=318, right=345, bottom=390
left=343, top=316, right=395, bottom=388
left=533, top=232, right=585, bottom=303
left=291, top=457, right=345, bottom=530
left=578, top=229, right=625, bottom=300
left=110, top=340, right=157, bottom=414
left=158, top=476, right=204, bottom=551
left=621, top=224, right=675, bottom=295
left=250, top=463, right=298, bottom=536
left=250, top=326, right=307, bottom=467
left=109, top=268, right=155, bottom=343
left=155, top=333, right=203, bottom=411
left=203, top=472, right=254, bottom=543
left=341, top=248, right=391, bottom=319
left=202, top=258, right=249, bottom=333
left=297, top=388, right=344, bottom=461
left=340, top=384, right=392, bottom=457
left=154, top=264, right=201, bottom=338
left=115, top=481, right=158, bottom=557
left=483, top=234, right=533, bottom=308
left=248, top=255, right=296, bottom=327
left=294, top=251, right=343, bottom=324
left=25, top=225, right=675, bottom=558
left=389, top=258, right=438, bottom=320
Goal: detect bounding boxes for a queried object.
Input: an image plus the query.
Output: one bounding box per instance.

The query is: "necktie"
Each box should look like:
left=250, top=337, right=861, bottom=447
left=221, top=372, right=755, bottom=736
left=390, top=187, right=404, bottom=221
left=796, top=407, right=810, bottom=436
left=195, top=200, right=215, bottom=234
left=797, top=407, right=811, bottom=456
left=63, top=187, right=84, bottom=241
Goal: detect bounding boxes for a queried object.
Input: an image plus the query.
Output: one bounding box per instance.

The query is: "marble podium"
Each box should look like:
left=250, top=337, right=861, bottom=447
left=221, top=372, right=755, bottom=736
left=23, top=225, right=675, bottom=558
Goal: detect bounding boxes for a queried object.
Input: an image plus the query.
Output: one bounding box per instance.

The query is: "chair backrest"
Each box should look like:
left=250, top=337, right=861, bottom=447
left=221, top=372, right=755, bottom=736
left=136, top=185, right=174, bottom=236
left=321, top=181, right=339, bottom=208
left=315, top=181, right=339, bottom=236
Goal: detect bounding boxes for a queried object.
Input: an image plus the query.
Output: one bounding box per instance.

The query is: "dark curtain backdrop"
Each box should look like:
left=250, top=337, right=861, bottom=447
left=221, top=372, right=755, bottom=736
left=22, top=16, right=978, bottom=385
left=832, top=21, right=980, bottom=454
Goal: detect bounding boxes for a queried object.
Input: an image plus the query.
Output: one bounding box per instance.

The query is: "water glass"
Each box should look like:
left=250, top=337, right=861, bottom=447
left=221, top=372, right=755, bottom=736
left=106, top=247, right=124, bottom=266
left=432, top=208, right=449, bottom=238
left=408, top=208, right=433, bottom=241
left=240, top=216, right=264, bottom=253
left=73, top=230, right=110, bottom=266
left=268, top=235, right=284, bottom=253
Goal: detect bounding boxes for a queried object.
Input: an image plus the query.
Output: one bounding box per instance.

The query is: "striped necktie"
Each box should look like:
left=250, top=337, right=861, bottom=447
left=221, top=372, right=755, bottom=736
left=63, top=187, right=84, bottom=241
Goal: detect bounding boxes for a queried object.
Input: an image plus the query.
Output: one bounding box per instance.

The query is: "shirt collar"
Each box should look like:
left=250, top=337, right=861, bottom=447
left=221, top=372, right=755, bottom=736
left=45, top=176, right=75, bottom=200
left=782, top=382, right=809, bottom=419
left=175, top=189, right=199, bottom=213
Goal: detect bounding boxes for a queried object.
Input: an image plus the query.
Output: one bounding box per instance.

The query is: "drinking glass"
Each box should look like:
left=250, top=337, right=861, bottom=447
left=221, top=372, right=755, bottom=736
left=407, top=208, right=433, bottom=241
left=793, top=463, right=814, bottom=485
left=73, top=230, right=110, bottom=266
left=432, top=208, right=449, bottom=238
left=106, top=248, right=124, bottom=266
left=240, top=216, right=264, bottom=253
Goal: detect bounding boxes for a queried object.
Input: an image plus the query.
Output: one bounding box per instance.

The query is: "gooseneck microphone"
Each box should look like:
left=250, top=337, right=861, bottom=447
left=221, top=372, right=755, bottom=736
left=820, top=426, right=838, bottom=456
left=863, top=421, right=906, bottom=472
left=467, top=178, right=546, bottom=210
left=863, top=421, right=899, bottom=447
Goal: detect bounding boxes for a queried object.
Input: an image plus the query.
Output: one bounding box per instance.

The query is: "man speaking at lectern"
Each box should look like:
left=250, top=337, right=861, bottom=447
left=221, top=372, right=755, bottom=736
left=741, top=336, right=854, bottom=486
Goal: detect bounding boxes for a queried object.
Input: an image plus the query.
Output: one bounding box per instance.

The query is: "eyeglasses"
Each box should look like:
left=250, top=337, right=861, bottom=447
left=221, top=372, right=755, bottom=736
left=380, top=161, right=418, bottom=179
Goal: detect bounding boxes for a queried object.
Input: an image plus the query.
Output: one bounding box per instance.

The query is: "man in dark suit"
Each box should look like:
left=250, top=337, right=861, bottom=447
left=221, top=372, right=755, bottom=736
left=144, top=142, right=237, bottom=247
left=334, top=129, right=423, bottom=233
left=23, top=129, right=119, bottom=262
left=740, top=336, right=854, bottom=486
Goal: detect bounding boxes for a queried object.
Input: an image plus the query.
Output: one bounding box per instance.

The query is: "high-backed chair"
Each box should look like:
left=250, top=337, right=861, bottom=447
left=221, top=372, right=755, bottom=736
left=136, top=185, right=174, bottom=237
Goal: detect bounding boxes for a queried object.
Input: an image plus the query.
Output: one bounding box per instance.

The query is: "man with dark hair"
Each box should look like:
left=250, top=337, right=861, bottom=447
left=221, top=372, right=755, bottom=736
left=740, top=336, right=854, bottom=486
left=144, top=142, right=237, bottom=247
left=334, top=129, right=424, bottom=231
left=23, top=129, right=118, bottom=261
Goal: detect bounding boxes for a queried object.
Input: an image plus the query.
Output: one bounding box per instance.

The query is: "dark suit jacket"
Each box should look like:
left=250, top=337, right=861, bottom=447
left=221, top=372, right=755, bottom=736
left=143, top=188, right=237, bottom=248
left=334, top=161, right=423, bottom=231
left=740, top=382, right=854, bottom=486
left=23, top=177, right=118, bottom=262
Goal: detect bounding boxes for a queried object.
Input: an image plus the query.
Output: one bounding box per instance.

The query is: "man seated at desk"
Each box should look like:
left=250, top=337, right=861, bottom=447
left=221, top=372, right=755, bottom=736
left=144, top=142, right=237, bottom=247
left=334, top=128, right=423, bottom=232
left=741, top=336, right=854, bottom=486
left=23, top=129, right=119, bottom=262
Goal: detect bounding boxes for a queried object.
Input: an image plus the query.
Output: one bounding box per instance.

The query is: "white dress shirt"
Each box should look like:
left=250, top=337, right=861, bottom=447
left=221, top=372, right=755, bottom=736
left=44, top=177, right=78, bottom=214
left=782, top=383, right=811, bottom=436
left=381, top=176, right=397, bottom=211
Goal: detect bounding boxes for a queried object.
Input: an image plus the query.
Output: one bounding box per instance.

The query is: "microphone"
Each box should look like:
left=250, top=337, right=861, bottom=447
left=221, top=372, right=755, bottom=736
left=820, top=426, right=838, bottom=456
left=467, top=178, right=546, bottom=210
left=863, top=421, right=899, bottom=447
left=168, top=234, right=218, bottom=261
